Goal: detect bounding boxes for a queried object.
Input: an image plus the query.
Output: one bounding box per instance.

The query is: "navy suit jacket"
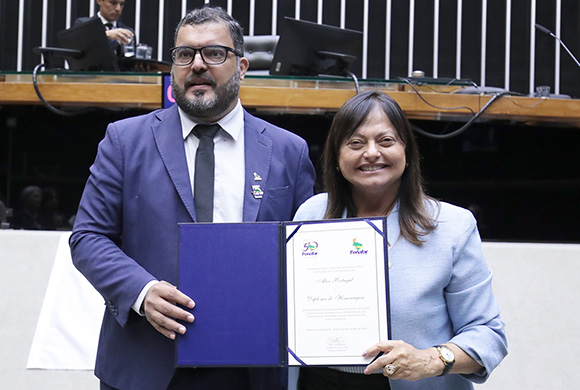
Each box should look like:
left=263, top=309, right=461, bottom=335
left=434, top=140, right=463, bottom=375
left=74, top=15, right=133, bottom=31
left=70, top=105, right=315, bottom=389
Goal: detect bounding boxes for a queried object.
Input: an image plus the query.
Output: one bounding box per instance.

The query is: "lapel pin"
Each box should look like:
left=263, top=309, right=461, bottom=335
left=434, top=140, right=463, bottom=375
left=253, top=172, right=262, bottom=181
left=251, top=185, right=264, bottom=199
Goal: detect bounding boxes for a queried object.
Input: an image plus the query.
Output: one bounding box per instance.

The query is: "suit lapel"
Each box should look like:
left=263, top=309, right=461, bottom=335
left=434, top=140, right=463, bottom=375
left=152, top=106, right=196, bottom=220
left=243, top=112, right=272, bottom=222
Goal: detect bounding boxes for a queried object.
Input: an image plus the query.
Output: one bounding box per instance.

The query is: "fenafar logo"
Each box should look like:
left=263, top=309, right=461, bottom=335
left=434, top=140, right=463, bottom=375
left=350, top=238, right=368, bottom=255
left=302, top=241, right=318, bottom=256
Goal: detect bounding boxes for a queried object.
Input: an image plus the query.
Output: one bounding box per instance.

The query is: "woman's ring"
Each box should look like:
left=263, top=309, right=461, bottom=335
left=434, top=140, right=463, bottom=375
left=383, top=364, right=397, bottom=376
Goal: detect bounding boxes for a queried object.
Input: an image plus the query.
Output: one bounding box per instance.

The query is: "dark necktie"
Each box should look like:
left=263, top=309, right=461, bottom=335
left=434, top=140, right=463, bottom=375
left=105, top=22, right=114, bottom=30
left=193, top=124, right=220, bottom=222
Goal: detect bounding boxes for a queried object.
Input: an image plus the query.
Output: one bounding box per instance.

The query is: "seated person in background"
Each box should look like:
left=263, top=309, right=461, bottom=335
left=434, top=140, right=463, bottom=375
left=74, top=0, right=134, bottom=57
left=12, top=185, right=43, bottom=230
left=293, top=91, right=507, bottom=390
left=39, top=187, right=68, bottom=230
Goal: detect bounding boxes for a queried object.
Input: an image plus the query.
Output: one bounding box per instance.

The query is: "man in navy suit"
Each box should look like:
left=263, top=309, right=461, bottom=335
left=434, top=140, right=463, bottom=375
left=70, top=6, right=315, bottom=390
left=74, top=0, right=134, bottom=56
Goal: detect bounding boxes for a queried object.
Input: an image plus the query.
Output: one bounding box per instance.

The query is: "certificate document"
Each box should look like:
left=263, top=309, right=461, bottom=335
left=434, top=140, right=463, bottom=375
left=285, top=218, right=390, bottom=366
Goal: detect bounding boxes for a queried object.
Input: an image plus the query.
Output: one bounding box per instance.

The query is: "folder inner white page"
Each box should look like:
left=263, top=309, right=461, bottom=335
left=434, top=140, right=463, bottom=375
left=285, top=218, right=389, bottom=366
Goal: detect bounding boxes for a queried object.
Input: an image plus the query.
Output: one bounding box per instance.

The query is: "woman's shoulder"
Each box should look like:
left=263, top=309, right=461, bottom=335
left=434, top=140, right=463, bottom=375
left=293, top=193, right=329, bottom=221
left=428, top=199, right=477, bottom=231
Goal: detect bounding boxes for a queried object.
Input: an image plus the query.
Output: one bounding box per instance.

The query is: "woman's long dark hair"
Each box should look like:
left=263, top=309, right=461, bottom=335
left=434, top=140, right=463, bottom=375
left=322, top=91, right=437, bottom=246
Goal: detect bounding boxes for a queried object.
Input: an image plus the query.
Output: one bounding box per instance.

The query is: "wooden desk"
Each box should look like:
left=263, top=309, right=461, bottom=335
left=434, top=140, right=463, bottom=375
left=0, top=73, right=161, bottom=109
left=1, top=72, right=579, bottom=126
left=240, top=78, right=580, bottom=125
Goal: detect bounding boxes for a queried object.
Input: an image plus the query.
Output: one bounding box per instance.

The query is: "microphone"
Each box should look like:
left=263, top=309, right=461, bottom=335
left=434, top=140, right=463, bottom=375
left=534, top=23, right=552, bottom=36
left=535, top=23, right=580, bottom=68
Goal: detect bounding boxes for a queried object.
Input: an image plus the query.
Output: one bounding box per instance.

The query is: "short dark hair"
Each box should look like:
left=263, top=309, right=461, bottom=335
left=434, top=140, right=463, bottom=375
left=174, top=6, right=244, bottom=55
left=20, top=185, right=42, bottom=205
left=322, top=90, right=437, bottom=245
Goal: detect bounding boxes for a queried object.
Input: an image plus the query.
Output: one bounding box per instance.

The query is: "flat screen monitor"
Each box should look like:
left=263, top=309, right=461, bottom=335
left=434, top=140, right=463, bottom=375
left=269, top=17, right=363, bottom=77
left=57, top=18, right=119, bottom=71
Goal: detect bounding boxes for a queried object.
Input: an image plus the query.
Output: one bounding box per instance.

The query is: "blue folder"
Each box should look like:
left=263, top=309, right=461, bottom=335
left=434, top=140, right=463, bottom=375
left=177, top=222, right=285, bottom=366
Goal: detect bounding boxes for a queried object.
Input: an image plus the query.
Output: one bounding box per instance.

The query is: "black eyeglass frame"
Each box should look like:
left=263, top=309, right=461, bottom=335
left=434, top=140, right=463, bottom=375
left=169, top=45, right=243, bottom=66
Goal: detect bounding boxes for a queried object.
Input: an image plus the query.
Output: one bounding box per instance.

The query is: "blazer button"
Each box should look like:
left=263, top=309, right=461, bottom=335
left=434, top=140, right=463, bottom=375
left=106, top=300, right=119, bottom=316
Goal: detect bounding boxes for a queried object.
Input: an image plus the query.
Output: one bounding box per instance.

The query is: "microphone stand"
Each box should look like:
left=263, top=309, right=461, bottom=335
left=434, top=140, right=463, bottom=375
left=535, top=23, right=580, bottom=68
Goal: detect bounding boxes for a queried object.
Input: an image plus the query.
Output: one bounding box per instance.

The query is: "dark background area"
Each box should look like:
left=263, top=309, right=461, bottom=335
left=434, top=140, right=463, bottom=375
left=1, top=0, right=580, bottom=97
left=1, top=0, right=579, bottom=241
left=1, top=105, right=578, bottom=242
left=258, top=112, right=580, bottom=243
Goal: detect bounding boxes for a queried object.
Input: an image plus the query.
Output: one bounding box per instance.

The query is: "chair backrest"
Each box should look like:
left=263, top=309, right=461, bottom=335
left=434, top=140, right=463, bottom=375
left=244, top=35, right=279, bottom=74
left=57, top=18, right=119, bottom=71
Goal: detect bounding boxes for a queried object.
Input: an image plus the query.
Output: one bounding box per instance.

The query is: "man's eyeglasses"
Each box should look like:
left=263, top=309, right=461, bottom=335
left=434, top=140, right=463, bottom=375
left=170, top=45, right=242, bottom=66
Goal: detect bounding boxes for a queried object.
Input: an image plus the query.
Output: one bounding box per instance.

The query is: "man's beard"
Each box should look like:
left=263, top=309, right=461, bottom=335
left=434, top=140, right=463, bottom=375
left=171, top=68, right=240, bottom=121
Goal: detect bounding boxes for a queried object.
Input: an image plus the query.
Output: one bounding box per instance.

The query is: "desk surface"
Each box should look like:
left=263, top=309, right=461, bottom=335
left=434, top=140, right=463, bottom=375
left=1, top=72, right=579, bottom=126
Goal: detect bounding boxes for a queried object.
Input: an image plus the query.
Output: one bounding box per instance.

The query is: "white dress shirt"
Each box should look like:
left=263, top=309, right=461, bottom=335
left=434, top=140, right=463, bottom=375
left=97, top=12, right=116, bottom=28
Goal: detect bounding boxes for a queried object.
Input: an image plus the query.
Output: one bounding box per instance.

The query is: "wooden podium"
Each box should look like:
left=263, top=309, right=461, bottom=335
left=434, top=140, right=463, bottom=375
left=1, top=72, right=579, bottom=126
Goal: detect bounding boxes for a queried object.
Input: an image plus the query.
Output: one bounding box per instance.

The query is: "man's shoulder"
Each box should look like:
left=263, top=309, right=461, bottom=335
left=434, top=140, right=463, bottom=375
left=73, top=16, right=95, bottom=26
left=243, top=110, right=306, bottom=145
left=117, top=21, right=135, bottom=33
left=108, top=106, right=177, bottom=134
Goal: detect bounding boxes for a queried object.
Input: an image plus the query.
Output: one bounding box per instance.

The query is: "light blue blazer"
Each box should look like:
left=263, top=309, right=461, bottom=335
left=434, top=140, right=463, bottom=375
left=293, top=193, right=508, bottom=390
left=70, top=105, right=316, bottom=390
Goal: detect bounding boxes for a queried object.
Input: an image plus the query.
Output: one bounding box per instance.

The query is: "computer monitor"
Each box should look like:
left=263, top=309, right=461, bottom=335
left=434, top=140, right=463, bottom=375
left=57, top=18, right=119, bottom=71
left=162, top=72, right=175, bottom=108
left=269, top=17, right=363, bottom=77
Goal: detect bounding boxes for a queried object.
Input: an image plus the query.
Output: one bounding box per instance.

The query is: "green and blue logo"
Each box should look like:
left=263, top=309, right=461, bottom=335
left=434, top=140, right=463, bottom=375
left=350, top=238, right=368, bottom=255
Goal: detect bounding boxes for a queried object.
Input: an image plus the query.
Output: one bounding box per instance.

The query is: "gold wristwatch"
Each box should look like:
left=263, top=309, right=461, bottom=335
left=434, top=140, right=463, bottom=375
left=434, top=345, right=455, bottom=376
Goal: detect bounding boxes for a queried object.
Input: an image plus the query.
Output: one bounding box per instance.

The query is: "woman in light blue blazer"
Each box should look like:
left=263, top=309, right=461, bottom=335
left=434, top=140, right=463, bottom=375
left=293, top=91, right=507, bottom=390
